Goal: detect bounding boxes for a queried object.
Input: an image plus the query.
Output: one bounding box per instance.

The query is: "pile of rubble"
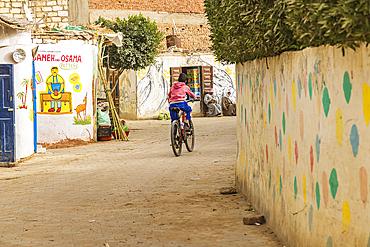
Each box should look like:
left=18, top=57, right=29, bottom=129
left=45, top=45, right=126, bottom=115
left=32, top=24, right=116, bottom=45
left=0, top=14, right=31, bottom=30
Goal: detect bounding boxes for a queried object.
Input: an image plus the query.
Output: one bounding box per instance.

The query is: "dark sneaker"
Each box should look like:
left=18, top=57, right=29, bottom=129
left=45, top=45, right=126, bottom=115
left=185, top=123, right=191, bottom=132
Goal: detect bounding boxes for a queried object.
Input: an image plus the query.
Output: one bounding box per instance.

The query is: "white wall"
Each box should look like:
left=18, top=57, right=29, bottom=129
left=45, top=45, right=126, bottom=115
left=34, top=42, right=95, bottom=143
left=0, top=26, right=34, bottom=161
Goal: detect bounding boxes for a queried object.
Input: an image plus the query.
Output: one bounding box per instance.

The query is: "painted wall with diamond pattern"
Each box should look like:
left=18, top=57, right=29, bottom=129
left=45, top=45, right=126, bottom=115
left=236, top=43, right=370, bottom=246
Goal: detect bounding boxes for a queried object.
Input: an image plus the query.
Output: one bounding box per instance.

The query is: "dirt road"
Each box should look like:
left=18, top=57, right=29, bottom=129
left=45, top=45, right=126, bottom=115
left=0, top=117, right=283, bottom=246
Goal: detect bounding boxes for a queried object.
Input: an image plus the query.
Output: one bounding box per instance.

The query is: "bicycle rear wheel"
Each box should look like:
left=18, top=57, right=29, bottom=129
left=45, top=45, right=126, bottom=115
left=184, top=119, right=195, bottom=152
left=171, top=120, right=182, bottom=156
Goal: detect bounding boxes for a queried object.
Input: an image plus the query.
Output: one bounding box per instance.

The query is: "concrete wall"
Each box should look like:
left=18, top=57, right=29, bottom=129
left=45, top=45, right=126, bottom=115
left=131, top=52, right=236, bottom=119
left=119, top=70, right=137, bottom=120
left=34, top=42, right=95, bottom=143
left=235, top=43, right=370, bottom=246
left=0, top=26, right=34, bottom=161
left=68, top=0, right=89, bottom=26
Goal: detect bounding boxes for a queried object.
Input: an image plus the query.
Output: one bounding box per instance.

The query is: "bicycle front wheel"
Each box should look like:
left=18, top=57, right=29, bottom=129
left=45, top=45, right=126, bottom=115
left=184, top=119, right=195, bottom=152
left=171, top=120, right=182, bottom=156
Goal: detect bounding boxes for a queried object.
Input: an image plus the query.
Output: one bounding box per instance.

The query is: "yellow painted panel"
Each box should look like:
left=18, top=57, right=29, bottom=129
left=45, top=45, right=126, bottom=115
left=292, top=81, right=296, bottom=111
left=342, top=201, right=351, bottom=233
left=363, top=83, right=370, bottom=126
left=303, top=173, right=307, bottom=204
left=336, top=109, right=343, bottom=147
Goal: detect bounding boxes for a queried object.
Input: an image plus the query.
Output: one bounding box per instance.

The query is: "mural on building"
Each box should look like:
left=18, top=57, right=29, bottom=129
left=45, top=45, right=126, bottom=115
left=34, top=43, right=94, bottom=143
left=236, top=44, right=370, bottom=246
left=73, top=93, right=91, bottom=125
left=200, top=58, right=236, bottom=102
left=39, top=66, right=72, bottom=113
left=35, top=71, right=43, bottom=84
left=184, top=56, right=236, bottom=101
left=69, top=73, right=82, bottom=92
left=137, top=58, right=169, bottom=116
left=136, top=55, right=236, bottom=118
left=17, top=78, right=30, bottom=109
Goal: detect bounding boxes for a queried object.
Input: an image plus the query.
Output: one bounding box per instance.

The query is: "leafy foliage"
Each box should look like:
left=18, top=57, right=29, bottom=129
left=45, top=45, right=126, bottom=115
left=96, top=14, right=164, bottom=71
left=204, top=0, right=370, bottom=63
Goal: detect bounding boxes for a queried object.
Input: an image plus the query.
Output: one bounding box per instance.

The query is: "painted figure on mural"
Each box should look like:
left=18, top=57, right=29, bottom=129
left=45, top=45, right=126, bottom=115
left=46, top=66, right=65, bottom=112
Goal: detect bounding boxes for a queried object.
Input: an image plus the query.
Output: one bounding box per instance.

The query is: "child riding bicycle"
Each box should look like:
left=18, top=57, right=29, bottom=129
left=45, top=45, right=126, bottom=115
left=168, top=73, right=200, bottom=129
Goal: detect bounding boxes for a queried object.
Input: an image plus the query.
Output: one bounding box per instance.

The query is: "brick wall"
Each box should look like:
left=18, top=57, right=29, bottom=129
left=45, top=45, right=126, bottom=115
left=158, top=23, right=211, bottom=52
left=0, top=0, right=69, bottom=29
left=1, top=0, right=210, bottom=51
left=30, top=23, right=211, bottom=50
left=32, top=32, right=96, bottom=45
left=89, top=0, right=205, bottom=14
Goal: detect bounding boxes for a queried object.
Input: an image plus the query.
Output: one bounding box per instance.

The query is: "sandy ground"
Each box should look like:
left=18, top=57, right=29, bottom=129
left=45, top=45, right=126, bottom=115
left=0, top=116, right=283, bottom=246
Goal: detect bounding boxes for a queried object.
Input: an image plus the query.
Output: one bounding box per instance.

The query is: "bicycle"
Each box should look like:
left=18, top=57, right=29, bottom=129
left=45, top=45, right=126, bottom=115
left=170, top=104, right=195, bottom=157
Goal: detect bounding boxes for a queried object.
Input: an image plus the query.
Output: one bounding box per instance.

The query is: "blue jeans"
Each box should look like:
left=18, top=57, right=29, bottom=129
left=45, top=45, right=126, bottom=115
left=169, top=102, right=192, bottom=122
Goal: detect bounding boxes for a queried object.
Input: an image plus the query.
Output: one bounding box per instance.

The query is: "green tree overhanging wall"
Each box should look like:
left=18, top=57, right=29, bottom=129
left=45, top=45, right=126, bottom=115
left=204, top=0, right=370, bottom=63
left=96, top=14, right=165, bottom=72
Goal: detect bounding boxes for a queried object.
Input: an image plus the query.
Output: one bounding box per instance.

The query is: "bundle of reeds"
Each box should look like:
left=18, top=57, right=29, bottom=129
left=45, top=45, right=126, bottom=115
left=97, top=35, right=128, bottom=141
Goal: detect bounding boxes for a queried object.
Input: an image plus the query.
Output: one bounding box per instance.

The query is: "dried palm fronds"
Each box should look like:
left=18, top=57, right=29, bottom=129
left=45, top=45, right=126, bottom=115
left=97, top=35, right=128, bottom=141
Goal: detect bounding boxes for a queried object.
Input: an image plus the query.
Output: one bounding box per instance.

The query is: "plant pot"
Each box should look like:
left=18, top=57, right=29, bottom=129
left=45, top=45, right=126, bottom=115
left=98, top=135, right=112, bottom=141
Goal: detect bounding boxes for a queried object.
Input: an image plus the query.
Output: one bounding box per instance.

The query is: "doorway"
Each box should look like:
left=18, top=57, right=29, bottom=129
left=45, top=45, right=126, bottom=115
left=170, top=66, right=213, bottom=116
left=0, top=64, right=15, bottom=164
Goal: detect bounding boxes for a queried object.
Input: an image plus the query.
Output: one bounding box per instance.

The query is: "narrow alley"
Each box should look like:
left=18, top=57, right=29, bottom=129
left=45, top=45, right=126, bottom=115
left=0, top=117, right=282, bottom=246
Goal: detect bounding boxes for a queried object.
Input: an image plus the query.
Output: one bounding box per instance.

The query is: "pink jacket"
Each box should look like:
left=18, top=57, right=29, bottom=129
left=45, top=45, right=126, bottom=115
left=168, top=82, right=196, bottom=103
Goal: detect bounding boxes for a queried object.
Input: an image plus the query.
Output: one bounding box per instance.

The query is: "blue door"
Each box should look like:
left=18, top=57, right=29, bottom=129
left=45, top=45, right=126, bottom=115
left=0, top=64, right=14, bottom=164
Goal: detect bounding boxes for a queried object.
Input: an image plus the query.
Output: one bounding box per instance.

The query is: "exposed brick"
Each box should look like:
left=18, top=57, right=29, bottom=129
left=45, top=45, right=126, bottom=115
left=89, top=0, right=205, bottom=13
left=14, top=14, right=24, bottom=19
left=10, top=8, right=21, bottom=14
left=52, top=5, right=63, bottom=11
left=158, top=24, right=211, bottom=52
left=58, top=10, right=68, bottom=17
left=0, top=2, right=4, bottom=7
left=57, top=0, right=68, bottom=5
left=47, top=1, right=57, bottom=6
left=11, top=2, right=22, bottom=7
left=0, top=8, right=9, bottom=13
left=44, top=39, right=57, bottom=44
left=42, top=7, right=52, bottom=11
left=51, top=17, right=61, bottom=22
left=48, top=12, right=57, bottom=17
left=32, top=38, right=43, bottom=44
